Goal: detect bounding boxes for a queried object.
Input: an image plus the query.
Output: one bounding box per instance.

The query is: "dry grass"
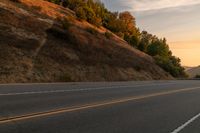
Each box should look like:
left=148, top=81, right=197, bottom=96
left=0, top=0, right=172, bottom=83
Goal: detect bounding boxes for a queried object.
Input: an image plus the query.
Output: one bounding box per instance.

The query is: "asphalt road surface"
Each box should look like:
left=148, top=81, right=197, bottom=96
left=0, top=80, right=200, bottom=133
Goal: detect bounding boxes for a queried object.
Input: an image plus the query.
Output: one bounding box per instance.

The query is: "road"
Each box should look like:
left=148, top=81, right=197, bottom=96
left=0, top=80, right=200, bottom=133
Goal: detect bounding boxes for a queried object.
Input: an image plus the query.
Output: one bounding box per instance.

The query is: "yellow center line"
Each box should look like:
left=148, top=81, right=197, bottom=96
left=0, top=86, right=200, bottom=124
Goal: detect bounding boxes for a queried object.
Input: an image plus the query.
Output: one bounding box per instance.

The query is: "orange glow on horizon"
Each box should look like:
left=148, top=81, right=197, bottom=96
left=169, top=42, right=200, bottom=67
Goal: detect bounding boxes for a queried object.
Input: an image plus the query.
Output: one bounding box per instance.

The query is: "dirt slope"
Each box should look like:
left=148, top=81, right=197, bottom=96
left=0, top=0, right=172, bottom=83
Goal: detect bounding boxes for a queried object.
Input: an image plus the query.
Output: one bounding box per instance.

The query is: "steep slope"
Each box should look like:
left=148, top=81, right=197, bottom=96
left=0, top=0, right=172, bottom=83
left=186, top=66, right=200, bottom=78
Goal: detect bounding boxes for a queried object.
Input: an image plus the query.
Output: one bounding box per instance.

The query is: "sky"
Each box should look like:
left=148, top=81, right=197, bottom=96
left=101, top=0, right=200, bottom=66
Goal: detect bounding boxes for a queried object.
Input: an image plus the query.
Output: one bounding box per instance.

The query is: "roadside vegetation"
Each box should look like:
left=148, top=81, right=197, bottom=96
left=9, top=0, right=21, bottom=3
left=46, top=0, right=187, bottom=78
left=104, top=31, right=112, bottom=39
left=86, top=27, right=98, bottom=35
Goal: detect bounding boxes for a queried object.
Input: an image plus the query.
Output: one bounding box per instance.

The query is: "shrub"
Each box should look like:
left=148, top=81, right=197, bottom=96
left=9, top=0, right=21, bottom=2
left=46, top=18, right=71, bottom=41
left=83, top=6, right=96, bottom=24
left=105, top=31, right=112, bottom=39
left=154, top=56, right=187, bottom=78
left=86, top=27, right=98, bottom=35
left=57, top=17, right=71, bottom=30
left=115, top=32, right=124, bottom=38
left=75, top=7, right=87, bottom=20
left=124, top=34, right=139, bottom=48
left=31, top=6, right=42, bottom=11
left=47, top=0, right=61, bottom=4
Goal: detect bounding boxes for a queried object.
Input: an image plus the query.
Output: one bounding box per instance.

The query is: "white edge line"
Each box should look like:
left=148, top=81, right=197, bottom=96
left=171, top=113, right=200, bottom=133
left=0, top=83, right=176, bottom=96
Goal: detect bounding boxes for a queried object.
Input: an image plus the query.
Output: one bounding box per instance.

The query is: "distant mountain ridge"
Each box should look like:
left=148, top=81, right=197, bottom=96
left=183, top=66, right=194, bottom=71
left=186, top=66, right=200, bottom=78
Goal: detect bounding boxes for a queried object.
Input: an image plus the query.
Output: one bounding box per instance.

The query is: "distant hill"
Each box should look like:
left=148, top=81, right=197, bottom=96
left=184, top=66, right=193, bottom=71
left=0, top=0, right=172, bottom=83
left=186, top=66, right=200, bottom=78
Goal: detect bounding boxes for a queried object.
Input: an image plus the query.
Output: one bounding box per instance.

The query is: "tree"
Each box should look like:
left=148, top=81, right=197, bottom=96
left=75, top=6, right=87, bottom=20
left=83, top=6, right=96, bottom=24
left=154, top=55, right=186, bottom=77
left=119, top=11, right=136, bottom=34
left=67, top=0, right=85, bottom=10
left=147, top=38, right=169, bottom=57
left=103, top=12, right=126, bottom=33
left=124, top=34, right=139, bottom=47
left=138, top=31, right=153, bottom=52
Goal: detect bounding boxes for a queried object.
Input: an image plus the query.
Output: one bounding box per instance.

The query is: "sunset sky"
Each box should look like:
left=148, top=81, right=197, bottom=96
left=102, top=0, right=200, bottom=66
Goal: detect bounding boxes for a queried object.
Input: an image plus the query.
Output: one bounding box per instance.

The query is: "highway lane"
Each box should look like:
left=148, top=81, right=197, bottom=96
left=0, top=80, right=199, bottom=118
left=0, top=80, right=200, bottom=133
left=181, top=114, right=200, bottom=133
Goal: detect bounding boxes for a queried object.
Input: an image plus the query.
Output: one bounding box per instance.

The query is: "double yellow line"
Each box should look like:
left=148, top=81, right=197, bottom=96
left=1, top=86, right=200, bottom=124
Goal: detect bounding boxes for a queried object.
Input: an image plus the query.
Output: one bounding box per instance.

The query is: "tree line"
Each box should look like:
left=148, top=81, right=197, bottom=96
left=47, top=0, right=187, bottom=78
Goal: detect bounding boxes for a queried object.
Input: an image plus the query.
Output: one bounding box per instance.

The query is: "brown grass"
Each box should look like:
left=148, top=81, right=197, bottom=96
left=0, top=0, right=172, bottom=83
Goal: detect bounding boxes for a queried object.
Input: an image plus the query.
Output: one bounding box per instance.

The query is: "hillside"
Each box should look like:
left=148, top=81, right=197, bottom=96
left=184, top=66, right=193, bottom=71
left=0, top=0, right=172, bottom=83
left=186, top=66, right=200, bottom=78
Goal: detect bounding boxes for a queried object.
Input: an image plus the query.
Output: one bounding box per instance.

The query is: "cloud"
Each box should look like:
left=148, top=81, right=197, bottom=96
left=102, top=0, right=200, bottom=12
left=133, top=0, right=200, bottom=11
left=101, top=0, right=200, bottom=66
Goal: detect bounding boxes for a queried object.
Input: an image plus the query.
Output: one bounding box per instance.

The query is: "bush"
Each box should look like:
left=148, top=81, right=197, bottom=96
left=57, top=17, right=71, bottom=30
left=105, top=31, right=112, bottom=39
left=86, top=27, right=98, bottom=35
left=31, top=6, right=42, bottom=11
left=124, top=34, right=139, bottom=48
left=115, top=32, right=124, bottom=38
left=47, top=0, right=61, bottom=4
left=76, top=7, right=87, bottom=20
left=83, top=6, right=96, bottom=24
left=46, top=18, right=71, bottom=41
left=147, top=39, right=169, bottom=57
left=9, top=0, right=21, bottom=2
left=154, top=56, right=187, bottom=78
